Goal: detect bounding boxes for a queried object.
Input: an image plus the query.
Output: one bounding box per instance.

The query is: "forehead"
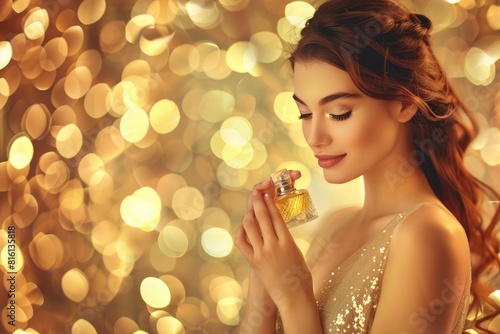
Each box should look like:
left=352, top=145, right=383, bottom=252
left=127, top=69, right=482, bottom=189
left=293, top=61, right=361, bottom=103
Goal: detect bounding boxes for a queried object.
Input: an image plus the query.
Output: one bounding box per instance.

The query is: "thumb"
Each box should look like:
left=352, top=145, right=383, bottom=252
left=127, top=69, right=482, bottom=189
left=289, top=170, right=302, bottom=187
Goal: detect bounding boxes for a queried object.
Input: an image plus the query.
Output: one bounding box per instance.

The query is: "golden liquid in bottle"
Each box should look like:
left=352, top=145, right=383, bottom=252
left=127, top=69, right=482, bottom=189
left=274, top=189, right=318, bottom=228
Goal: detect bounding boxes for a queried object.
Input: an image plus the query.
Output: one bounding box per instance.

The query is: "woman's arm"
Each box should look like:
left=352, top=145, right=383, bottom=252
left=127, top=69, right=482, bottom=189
left=274, top=277, right=322, bottom=334
left=235, top=175, right=323, bottom=334
left=370, top=203, right=470, bottom=333
left=237, top=269, right=277, bottom=333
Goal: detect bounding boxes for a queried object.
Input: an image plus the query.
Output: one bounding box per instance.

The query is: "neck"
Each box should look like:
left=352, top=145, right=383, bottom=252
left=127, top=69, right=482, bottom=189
left=360, top=156, right=437, bottom=221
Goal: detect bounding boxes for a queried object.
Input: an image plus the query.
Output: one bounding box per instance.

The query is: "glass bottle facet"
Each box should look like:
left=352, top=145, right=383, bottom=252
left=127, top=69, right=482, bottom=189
left=271, top=169, right=318, bottom=228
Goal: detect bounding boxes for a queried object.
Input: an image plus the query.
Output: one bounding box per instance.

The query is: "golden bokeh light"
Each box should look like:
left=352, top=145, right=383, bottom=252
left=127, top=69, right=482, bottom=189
left=29, top=233, right=64, bottom=271
left=8, top=135, right=33, bottom=170
left=0, top=78, right=8, bottom=110
left=226, top=41, right=258, bottom=73
left=0, top=0, right=498, bottom=332
left=23, top=7, right=49, bottom=40
left=216, top=162, right=249, bottom=190
left=480, top=128, right=500, bottom=166
left=161, top=275, right=186, bottom=305
left=71, top=319, right=97, bottom=334
left=55, top=124, right=83, bottom=159
left=100, top=20, right=127, bottom=54
left=220, top=116, right=253, bottom=146
left=76, top=49, right=102, bottom=79
left=125, top=14, right=155, bottom=44
left=77, top=0, right=106, bottom=25
left=21, top=104, right=50, bottom=140
left=465, top=47, right=496, bottom=86
left=487, top=5, right=500, bottom=31
left=62, top=25, right=84, bottom=56
left=120, top=107, right=150, bottom=143
left=0, top=41, right=12, bottom=70
left=217, top=296, right=243, bottom=325
left=200, top=90, right=235, bottom=123
left=222, top=142, right=254, bottom=169
left=150, top=99, right=180, bottom=134
left=38, top=158, right=70, bottom=194
left=186, top=1, right=221, bottom=29
left=139, top=27, right=174, bottom=56
left=274, top=91, right=300, bottom=123
left=114, top=316, right=140, bottom=333
left=157, top=224, right=191, bottom=258
left=120, top=187, right=162, bottom=232
left=169, top=44, right=199, bottom=76
left=156, top=316, right=185, bottom=334
left=201, top=227, right=233, bottom=258
left=140, top=276, right=171, bottom=308
left=171, top=187, right=205, bottom=220
left=91, top=220, right=119, bottom=254
left=39, top=37, right=68, bottom=71
left=95, top=125, right=126, bottom=162
left=250, top=31, right=283, bottom=64
left=84, top=83, right=111, bottom=118
left=9, top=136, right=34, bottom=170
left=12, top=194, right=38, bottom=228
left=218, top=0, right=250, bottom=12
left=285, top=1, right=315, bottom=28
left=277, top=16, right=301, bottom=44
left=61, top=268, right=89, bottom=302
left=78, top=153, right=105, bottom=185
left=65, top=66, right=93, bottom=99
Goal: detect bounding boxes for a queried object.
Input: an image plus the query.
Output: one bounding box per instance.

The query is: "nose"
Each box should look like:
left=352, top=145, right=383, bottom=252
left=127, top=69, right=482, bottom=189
left=304, top=115, right=332, bottom=148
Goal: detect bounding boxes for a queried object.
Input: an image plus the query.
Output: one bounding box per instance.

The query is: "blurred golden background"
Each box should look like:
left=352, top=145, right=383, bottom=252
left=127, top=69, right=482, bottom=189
left=0, top=0, right=499, bottom=333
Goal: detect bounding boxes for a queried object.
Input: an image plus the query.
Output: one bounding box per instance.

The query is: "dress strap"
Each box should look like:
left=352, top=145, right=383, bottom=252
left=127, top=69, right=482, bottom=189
left=383, top=201, right=451, bottom=234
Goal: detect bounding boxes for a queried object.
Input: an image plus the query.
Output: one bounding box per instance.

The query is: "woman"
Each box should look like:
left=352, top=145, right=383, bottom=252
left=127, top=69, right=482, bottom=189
left=234, top=0, right=500, bottom=333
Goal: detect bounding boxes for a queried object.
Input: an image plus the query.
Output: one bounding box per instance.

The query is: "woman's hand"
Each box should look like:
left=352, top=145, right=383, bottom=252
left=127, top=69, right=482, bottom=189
left=235, top=170, right=314, bottom=310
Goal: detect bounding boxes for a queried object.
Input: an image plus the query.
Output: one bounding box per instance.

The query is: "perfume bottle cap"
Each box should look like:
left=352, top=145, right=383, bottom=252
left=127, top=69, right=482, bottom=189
left=271, top=168, right=295, bottom=195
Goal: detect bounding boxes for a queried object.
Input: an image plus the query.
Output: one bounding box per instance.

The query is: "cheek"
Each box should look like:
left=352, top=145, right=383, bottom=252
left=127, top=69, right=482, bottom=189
left=343, top=111, right=397, bottom=149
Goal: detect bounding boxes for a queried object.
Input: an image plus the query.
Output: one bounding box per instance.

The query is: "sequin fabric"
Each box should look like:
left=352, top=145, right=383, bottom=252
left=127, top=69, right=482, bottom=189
left=276, top=202, right=471, bottom=333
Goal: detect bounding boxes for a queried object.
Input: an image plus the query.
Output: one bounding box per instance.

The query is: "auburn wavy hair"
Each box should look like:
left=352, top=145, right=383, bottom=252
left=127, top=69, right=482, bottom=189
left=289, top=0, right=500, bottom=332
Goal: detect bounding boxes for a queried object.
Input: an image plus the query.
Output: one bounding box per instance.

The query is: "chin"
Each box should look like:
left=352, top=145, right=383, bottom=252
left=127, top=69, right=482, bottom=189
left=322, top=169, right=359, bottom=185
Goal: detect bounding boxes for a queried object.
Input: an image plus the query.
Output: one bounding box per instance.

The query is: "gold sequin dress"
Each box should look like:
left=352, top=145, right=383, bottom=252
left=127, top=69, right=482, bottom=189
left=276, top=202, right=471, bottom=333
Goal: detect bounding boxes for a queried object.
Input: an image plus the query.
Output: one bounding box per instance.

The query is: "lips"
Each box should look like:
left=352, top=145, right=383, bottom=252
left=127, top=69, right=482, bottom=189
left=315, top=154, right=347, bottom=168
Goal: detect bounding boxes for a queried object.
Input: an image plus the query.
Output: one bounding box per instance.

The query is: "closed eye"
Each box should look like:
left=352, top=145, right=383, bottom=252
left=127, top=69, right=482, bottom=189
left=298, top=111, right=352, bottom=121
left=298, top=113, right=312, bottom=120
left=329, top=110, right=352, bottom=121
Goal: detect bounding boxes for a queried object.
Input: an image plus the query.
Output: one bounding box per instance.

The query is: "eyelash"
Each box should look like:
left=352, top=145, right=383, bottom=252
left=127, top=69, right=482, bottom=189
left=298, top=111, right=352, bottom=121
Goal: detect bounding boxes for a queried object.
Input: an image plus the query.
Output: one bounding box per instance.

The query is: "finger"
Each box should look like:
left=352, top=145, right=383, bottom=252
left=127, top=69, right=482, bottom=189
left=234, top=224, right=254, bottom=261
left=241, top=209, right=264, bottom=249
left=251, top=189, right=278, bottom=241
left=247, top=179, right=275, bottom=210
left=247, top=179, right=274, bottom=211
left=263, top=193, right=289, bottom=240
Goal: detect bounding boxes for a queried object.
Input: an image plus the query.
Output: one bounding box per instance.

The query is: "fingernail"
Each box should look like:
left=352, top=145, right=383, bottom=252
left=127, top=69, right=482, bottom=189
left=264, top=193, right=272, bottom=201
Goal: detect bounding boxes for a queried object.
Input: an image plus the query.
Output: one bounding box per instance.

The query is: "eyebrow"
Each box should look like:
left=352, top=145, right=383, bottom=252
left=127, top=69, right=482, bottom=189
left=292, top=92, right=362, bottom=106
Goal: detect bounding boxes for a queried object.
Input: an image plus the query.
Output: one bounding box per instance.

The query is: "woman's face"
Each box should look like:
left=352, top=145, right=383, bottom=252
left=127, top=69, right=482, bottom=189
left=293, top=61, right=410, bottom=184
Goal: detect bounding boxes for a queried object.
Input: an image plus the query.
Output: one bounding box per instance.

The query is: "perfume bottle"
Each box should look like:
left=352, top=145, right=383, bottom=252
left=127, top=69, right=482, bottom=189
left=270, top=169, right=318, bottom=228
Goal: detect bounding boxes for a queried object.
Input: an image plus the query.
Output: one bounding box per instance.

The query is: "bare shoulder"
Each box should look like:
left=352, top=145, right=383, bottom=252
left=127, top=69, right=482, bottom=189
left=388, top=202, right=470, bottom=292
left=371, top=203, right=471, bottom=333
left=392, top=203, right=469, bottom=255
